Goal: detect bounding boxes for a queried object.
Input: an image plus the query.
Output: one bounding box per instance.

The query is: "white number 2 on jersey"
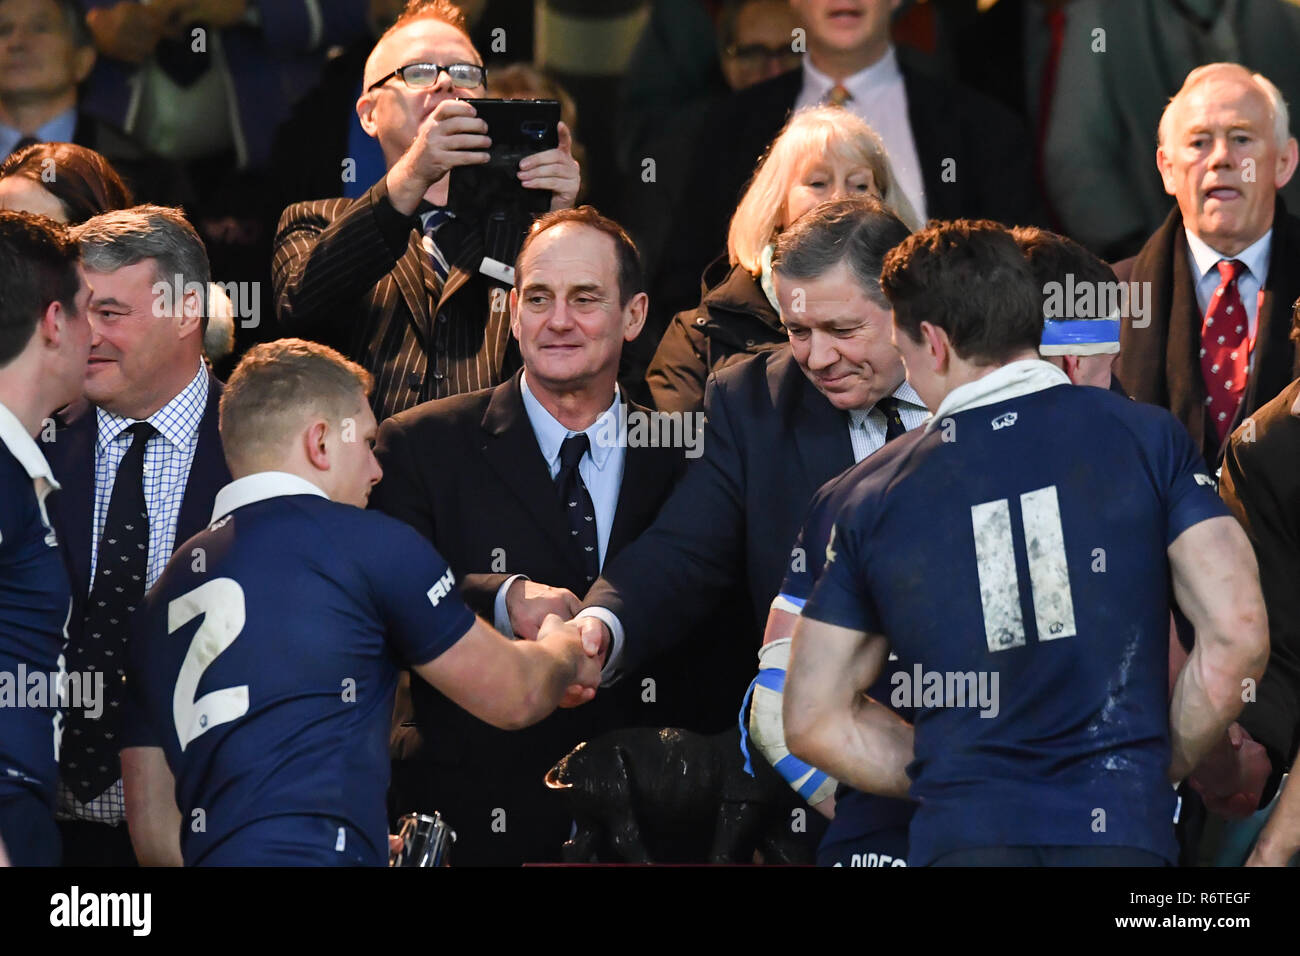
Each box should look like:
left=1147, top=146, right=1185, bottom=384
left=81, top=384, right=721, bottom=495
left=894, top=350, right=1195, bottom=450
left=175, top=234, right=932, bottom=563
left=170, top=578, right=249, bottom=750
left=970, top=485, right=1077, bottom=653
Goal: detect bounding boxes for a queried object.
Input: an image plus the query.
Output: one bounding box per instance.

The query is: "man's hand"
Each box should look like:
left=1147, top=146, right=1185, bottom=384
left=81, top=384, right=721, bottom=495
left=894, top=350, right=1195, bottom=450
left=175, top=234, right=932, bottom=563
left=505, top=579, right=580, bottom=641
left=386, top=98, right=490, bottom=214
left=1188, top=723, right=1272, bottom=819
left=554, top=616, right=608, bottom=708
left=537, top=613, right=601, bottom=707
left=86, top=1, right=174, bottom=63
left=519, top=122, right=580, bottom=211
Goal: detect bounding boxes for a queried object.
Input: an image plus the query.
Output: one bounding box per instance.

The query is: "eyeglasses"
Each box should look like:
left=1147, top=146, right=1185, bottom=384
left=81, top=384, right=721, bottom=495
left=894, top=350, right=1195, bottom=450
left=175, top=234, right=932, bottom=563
left=367, top=62, right=487, bottom=93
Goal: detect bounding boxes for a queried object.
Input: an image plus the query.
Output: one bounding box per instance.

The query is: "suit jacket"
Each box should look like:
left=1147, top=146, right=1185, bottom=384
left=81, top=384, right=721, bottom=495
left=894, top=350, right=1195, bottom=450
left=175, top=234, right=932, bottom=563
left=43, top=375, right=230, bottom=673
left=652, top=55, right=1042, bottom=324
left=371, top=371, right=751, bottom=864
left=1115, top=200, right=1300, bottom=466
left=273, top=178, right=519, bottom=422
left=1219, top=376, right=1300, bottom=782
left=584, top=348, right=856, bottom=673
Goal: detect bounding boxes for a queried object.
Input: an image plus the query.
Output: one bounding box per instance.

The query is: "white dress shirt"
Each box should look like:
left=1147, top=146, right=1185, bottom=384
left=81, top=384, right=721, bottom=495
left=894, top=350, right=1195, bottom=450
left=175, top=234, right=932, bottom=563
left=492, top=376, right=627, bottom=636
left=795, top=48, right=928, bottom=222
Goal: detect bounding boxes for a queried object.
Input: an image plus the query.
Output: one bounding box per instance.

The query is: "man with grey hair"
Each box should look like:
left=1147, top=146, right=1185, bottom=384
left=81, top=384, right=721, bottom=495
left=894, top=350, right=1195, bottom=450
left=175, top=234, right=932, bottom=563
left=43, top=203, right=230, bottom=865
left=1116, top=62, right=1300, bottom=471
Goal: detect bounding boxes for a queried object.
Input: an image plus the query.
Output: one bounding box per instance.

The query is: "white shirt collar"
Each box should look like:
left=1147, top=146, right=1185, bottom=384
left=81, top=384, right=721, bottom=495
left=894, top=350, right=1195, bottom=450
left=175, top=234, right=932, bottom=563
left=0, top=399, right=58, bottom=491
left=848, top=379, right=927, bottom=427
left=520, top=373, right=621, bottom=472
left=925, top=359, right=1070, bottom=432
left=1184, top=227, right=1272, bottom=284
left=802, top=46, right=902, bottom=102
left=210, top=471, right=329, bottom=523
left=96, top=363, right=209, bottom=452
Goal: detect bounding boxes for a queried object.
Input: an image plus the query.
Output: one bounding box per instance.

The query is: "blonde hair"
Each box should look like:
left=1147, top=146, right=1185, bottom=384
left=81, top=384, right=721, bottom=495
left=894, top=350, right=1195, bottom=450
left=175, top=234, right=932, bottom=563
left=220, top=339, right=373, bottom=473
left=1158, top=63, right=1292, bottom=150
left=727, top=106, right=920, bottom=274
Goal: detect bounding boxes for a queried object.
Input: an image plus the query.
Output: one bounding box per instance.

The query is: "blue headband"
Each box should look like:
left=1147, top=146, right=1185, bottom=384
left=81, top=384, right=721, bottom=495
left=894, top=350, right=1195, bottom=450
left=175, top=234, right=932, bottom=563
left=1041, top=318, right=1121, bottom=347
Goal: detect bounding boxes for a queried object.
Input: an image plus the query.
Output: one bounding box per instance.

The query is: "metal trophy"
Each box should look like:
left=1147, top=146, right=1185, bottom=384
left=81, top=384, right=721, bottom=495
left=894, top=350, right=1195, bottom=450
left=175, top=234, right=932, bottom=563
left=390, top=811, right=456, bottom=867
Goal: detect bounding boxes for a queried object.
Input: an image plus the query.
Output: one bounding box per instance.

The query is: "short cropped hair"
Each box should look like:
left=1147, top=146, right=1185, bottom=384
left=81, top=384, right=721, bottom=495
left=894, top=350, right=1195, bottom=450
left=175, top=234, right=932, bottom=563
left=1158, top=62, right=1291, bottom=150
left=881, top=219, right=1042, bottom=365
left=0, top=212, right=79, bottom=367
left=220, top=339, right=374, bottom=473
left=770, top=195, right=911, bottom=308
left=71, top=205, right=211, bottom=327
left=515, top=205, right=644, bottom=306
left=383, top=0, right=470, bottom=42
left=0, top=142, right=133, bottom=224
left=1012, top=225, right=1118, bottom=298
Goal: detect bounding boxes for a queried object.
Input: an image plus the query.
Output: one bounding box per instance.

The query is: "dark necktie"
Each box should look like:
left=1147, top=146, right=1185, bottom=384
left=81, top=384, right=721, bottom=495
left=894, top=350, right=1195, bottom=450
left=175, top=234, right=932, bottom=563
left=63, top=421, right=155, bottom=801
left=556, top=433, right=599, bottom=586
left=155, top=33, right=211, bottom=87
left=1200, top=258, right=1249, bottom=444
left=1035, top=3, right=1067, bottom=230
left=422, top=209, right=456, bottom=290
left=876, top=395, right=907, bottom=442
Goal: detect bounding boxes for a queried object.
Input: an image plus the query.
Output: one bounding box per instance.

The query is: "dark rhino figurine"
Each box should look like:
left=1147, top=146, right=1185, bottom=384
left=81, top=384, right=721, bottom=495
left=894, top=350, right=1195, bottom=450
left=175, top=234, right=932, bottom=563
left=544, top=725, right=818, bottom=864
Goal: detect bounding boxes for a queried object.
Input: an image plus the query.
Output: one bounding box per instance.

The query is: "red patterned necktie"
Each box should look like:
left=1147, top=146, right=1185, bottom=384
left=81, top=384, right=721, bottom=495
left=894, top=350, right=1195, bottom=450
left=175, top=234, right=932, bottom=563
left=826, top=83, right=852, bottom=107
left=1200, top=258, right=1249, bottom=444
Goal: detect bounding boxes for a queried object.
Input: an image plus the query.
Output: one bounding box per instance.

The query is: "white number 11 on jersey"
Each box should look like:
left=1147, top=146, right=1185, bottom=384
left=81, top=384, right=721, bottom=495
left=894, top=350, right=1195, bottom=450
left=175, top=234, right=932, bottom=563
left=970, top=485, right=1077, bottom=653
left=170, top=577, right=250, bottom=750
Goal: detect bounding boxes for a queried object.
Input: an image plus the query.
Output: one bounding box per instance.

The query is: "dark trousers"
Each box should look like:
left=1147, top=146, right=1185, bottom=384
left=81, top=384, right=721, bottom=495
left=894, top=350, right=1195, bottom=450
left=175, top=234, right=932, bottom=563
left=0, top=790, right=60, bottom=866
left=57, top=818, right=138, bottom=867
left=929, top=845, right=1169, bottom=867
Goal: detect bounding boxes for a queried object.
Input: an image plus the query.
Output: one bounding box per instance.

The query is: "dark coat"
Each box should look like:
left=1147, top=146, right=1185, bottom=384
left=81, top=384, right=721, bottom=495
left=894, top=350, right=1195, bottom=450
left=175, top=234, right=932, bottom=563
left=1219, top=376, right=1300, bottom=780
left=1115, top=199, right=1300, bottom=465
left=646, top=262, right=785, bottom=414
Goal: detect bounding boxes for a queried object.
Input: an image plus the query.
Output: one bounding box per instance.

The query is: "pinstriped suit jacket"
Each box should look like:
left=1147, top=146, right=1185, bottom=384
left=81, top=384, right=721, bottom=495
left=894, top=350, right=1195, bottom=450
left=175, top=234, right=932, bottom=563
left=273, top=178, right=520, bottom=421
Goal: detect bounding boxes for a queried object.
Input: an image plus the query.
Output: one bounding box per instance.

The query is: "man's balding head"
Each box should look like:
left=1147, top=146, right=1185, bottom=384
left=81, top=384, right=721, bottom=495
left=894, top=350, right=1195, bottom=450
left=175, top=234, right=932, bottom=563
left=1156, top=63, right=1299, bottom=256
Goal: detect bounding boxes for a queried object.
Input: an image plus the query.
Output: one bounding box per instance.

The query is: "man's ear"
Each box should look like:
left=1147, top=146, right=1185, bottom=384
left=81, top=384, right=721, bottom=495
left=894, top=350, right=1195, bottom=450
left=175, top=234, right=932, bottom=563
left=1274, top=137, right=1299, bottom=190
left=177, top=286, right=204, bottom=337
left=919, top=320, right=949, bottom=373
left=73, top=44, right=96, bottom=85
left=622, top=292, right=649, bottom=343
left=1156, top=145, right=1178, bottom=197
left=1062, top=354, right=1082, bottom=384
left=357, top=92, right=380, bottom=138
left=508, top=287, right=522, bottom=342
left=37, top=300, right=66, bottom=350
left=303, top=419, right=331, bottom=471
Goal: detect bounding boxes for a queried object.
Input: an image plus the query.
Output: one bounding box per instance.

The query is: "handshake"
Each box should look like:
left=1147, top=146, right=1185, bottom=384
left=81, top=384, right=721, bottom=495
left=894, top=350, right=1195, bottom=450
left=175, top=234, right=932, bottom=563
left=509, top=580, right=611, bottom=710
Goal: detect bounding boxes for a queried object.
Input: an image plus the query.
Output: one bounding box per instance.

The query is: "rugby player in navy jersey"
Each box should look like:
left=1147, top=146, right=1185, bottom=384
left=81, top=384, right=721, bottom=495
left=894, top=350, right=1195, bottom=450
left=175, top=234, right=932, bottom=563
left=0, top=212, right=92, bottom=866
left=785, top=220, right=1270, bottom=866
left=120, top=339, right=603, bottom=866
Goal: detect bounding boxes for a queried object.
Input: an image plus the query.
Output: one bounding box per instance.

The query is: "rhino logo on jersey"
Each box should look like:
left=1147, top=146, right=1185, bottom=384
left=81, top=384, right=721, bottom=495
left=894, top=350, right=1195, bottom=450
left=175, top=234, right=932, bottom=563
left=991, top=412, right=1018, bottom=431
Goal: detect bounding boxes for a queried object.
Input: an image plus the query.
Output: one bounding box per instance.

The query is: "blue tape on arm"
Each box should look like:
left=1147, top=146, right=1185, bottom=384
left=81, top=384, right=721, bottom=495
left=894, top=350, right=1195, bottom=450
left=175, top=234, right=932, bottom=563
left=738, top=668, right=787, bottom=777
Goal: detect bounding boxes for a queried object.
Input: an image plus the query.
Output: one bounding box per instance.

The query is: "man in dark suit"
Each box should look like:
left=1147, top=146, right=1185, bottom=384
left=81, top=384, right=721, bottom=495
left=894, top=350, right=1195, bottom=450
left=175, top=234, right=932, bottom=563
left=1117, top=63, right=1300, bottom=469
left=0, top=0, right=190, bottom=205
left=578, top=197, right=925, bottom=696
left=272, top=0, right=580, bottom=422
left=43, top=205, right=230, bottom=865
left=371, top=206, right=749, bottom=865
left=652, top=0, right=1040, bottom=326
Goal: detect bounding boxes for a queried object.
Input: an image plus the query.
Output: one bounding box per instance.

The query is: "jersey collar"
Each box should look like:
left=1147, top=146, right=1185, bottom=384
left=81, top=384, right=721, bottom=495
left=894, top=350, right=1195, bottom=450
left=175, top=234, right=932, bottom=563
left=925, top=359, right=1071, bottom=433
left=210, top=471, right=329, bottom=523
left=0, top=398, right=59, bottom=495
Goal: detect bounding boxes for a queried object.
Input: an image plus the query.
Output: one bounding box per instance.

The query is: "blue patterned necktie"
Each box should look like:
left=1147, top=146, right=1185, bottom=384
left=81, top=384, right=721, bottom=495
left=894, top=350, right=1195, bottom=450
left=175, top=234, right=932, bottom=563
left=63, top=421, right=155, bottom=801
left=421, top=209, right=455, bottom=287
left=556, top=434, right=599, bottom=586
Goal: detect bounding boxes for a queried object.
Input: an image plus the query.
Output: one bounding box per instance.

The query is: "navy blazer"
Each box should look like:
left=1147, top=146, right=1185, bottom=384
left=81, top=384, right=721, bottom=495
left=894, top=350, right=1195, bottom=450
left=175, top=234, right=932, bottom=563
left=44, top=374, right=230, bottom=642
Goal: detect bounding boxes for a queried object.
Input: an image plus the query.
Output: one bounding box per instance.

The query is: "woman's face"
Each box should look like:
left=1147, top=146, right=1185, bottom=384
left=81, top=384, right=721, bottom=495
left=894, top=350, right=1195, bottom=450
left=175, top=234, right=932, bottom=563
left=781, top=152, right=878, bottom=229
left=0, top=174, right=68, bottom=222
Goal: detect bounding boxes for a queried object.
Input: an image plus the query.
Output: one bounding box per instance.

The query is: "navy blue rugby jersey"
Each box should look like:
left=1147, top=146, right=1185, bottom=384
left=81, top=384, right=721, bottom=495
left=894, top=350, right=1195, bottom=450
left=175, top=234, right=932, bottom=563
left=0, top=413, right=70, bottom=809
left=802, top=379, right=1227, bottom=865
left=123, top=479, right=475, bottom=866
left=776, top=444, right=923, bottom=849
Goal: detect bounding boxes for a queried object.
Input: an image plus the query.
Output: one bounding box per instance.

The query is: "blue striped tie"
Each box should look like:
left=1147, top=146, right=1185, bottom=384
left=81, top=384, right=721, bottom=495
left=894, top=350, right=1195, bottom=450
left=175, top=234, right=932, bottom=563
left=421, top=209, right=454, bottom=286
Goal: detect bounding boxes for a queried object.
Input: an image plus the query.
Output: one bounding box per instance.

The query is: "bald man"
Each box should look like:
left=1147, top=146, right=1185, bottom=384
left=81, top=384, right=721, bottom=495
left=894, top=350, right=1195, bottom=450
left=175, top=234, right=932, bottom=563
left=272, top=0, right=580, bottom=420
left=1116, top=62, right=1300, bottom=471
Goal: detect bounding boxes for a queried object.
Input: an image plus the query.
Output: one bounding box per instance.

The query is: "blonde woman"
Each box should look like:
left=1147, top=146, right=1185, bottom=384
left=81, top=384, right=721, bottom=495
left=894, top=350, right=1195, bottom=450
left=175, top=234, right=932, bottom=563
left=646, top=106, right=920, bottom=414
